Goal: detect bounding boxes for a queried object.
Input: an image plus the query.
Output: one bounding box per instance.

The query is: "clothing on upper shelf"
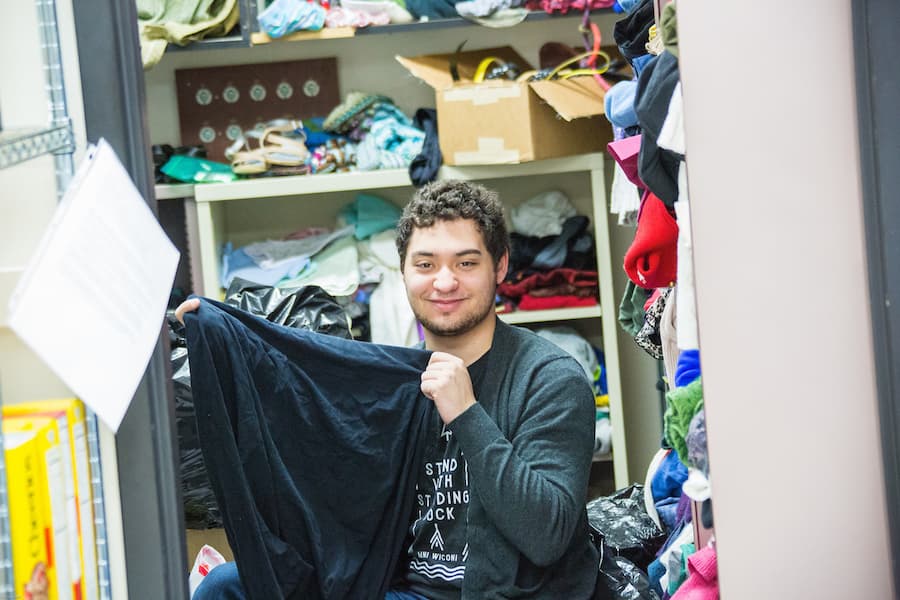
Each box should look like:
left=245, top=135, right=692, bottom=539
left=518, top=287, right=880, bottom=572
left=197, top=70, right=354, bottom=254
left=409, top=108, right=442, bottom=187
left=138, top=0, right=239, bottom=68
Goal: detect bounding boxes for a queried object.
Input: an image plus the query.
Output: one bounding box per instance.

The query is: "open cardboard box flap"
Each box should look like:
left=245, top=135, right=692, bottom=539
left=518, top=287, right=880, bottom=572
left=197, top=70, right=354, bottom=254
left=529, top=77, right=606, bottom=121
left=396, top=45, right=606, bottom=121
left=396, top=46, right=533, bottom=89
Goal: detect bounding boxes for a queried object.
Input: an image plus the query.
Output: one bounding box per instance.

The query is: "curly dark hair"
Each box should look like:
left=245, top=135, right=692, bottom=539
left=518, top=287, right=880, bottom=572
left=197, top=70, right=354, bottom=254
left=396, top=180, right=510, bottom=271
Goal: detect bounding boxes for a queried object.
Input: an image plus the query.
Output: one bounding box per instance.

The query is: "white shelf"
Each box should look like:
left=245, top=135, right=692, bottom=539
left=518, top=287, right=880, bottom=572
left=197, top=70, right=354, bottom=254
left=169, top=153, right=607, bottom=204
left=195, top=168, right=413, bottom=203
left=154, top=183, right=194, bottom=200
left=497, top=305, right=601, bottom=325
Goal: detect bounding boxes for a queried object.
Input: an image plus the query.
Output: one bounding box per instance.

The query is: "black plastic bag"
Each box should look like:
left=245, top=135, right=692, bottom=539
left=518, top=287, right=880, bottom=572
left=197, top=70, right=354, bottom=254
left=223, top=278, right=352, bottom=339
left=593, top=540, right=660, bottom=600
left=170, top=281, right=352, bottom=528
left=587, top=485, right=667, bottom=571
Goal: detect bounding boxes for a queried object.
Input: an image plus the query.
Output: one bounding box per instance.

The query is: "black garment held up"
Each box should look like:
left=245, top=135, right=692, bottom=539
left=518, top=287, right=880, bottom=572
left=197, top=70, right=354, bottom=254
left=184, top=298, right=433, bottom=600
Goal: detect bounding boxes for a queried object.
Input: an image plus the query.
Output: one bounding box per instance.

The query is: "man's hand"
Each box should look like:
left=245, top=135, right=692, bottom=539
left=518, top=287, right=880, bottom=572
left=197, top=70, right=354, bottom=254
left=421, top=352, right=476, bottom=424
left=174, top=297, right=201, bottom=325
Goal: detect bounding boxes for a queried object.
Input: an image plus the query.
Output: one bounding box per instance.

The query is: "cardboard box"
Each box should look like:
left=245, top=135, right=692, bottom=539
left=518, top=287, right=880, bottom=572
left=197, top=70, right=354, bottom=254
left=397, top=46, right=609, bottom=165
left=6, top=399, right=98, bottom=600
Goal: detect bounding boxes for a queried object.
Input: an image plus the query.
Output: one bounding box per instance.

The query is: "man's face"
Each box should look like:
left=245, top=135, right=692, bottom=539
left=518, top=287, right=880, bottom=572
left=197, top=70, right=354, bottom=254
left=402, top=218, right=507, bottom=338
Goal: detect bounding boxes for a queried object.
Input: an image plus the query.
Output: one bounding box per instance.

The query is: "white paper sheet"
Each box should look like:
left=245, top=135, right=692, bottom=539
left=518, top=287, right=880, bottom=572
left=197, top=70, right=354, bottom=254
left=8, top=139, right=179, bottom=432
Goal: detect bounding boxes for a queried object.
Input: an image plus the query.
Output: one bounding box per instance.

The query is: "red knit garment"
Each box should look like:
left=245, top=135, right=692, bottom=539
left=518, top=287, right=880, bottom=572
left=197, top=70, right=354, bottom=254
left=623, top=192, right=678, bottom=288
left=498, top=268, right=598, bottom=299
left=517, top=295, right=598, bottom=311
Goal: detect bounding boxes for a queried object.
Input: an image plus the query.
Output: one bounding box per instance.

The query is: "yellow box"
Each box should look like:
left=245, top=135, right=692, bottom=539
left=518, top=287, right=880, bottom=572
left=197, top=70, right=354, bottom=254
left=6, top=399, right=98, bottom=600
left=4, top=427, right=52, bottom=599
left=4, top=416, right=74, bottom=600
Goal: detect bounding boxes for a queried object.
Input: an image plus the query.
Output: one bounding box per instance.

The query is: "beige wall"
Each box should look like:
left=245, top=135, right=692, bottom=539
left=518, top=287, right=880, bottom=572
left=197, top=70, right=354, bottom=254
left=678, top=1, right=894, bottom=598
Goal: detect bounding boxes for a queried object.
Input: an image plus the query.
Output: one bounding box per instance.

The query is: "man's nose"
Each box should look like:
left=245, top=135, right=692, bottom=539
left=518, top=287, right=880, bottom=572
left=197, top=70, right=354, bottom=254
left=433, top=267, right=457, bottom=292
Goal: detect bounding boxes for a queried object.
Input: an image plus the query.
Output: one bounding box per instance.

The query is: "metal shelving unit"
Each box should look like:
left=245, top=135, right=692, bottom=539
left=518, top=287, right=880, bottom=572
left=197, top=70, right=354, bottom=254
left=1, top=0, right=111, bottom=597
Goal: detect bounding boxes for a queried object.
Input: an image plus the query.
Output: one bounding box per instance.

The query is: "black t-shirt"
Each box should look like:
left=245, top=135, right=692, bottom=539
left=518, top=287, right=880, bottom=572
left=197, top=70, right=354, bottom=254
left=403, top=350, right=490, bottom=600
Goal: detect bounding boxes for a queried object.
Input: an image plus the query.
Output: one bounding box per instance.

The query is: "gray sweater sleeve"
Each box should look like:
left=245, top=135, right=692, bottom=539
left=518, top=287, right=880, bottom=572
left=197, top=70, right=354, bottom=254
left=447, top=356, right=595, bottom=566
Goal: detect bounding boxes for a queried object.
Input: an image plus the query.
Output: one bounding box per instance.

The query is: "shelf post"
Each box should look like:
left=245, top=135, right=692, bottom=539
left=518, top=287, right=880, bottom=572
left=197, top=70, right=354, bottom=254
left=35, top=0, right=75, bottom=198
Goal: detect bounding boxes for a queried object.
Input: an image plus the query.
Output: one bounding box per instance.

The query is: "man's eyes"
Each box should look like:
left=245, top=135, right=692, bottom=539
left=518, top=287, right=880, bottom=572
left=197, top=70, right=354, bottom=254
left=415, top=261, right=478, bottom=269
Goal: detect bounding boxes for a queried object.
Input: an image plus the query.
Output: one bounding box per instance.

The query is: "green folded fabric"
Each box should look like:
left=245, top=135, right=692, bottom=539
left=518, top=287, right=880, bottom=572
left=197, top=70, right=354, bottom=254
left=138, top=0, right=239, bottom=68
left=664, top=377, right=703, bottom=466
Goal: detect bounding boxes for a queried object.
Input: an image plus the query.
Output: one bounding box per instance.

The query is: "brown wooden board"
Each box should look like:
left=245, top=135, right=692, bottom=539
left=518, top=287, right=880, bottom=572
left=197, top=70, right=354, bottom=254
left=174, top=58, right=340, bottom=163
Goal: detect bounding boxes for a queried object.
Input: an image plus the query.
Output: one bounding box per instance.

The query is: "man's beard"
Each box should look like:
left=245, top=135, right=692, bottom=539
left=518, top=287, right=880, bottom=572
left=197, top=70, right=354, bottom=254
left=413, top=285, right=497, bottom=338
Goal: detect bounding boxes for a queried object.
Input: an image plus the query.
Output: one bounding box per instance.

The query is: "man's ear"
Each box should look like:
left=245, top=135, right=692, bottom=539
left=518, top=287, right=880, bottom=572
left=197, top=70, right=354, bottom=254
left=495, top=251, right=509, bottom=284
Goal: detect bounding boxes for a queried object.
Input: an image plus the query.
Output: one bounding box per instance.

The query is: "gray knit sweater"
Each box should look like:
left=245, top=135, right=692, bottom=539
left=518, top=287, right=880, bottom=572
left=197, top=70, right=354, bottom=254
left=447, top=318, right=599, bottom=599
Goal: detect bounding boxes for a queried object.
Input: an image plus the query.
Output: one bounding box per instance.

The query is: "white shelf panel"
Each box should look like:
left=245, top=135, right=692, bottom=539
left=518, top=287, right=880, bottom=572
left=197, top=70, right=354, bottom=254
left=439, top=153, right=605, bottom=181
left=190, top=153, right=607, bottom=203
left=497, top=305, right=601, bottom=325
left=154, top=183, right=195, bottom=200
left=194, top=168, right=413, bottom=203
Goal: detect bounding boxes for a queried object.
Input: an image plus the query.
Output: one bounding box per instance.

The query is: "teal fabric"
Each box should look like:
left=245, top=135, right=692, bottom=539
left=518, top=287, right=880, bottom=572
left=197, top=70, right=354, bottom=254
left=340, top=194, right=402, bottom=240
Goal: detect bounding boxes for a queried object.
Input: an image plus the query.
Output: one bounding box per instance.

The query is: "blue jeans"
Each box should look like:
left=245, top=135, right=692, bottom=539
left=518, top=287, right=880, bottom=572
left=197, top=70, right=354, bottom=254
left=193, top=562, right=429, bottom=600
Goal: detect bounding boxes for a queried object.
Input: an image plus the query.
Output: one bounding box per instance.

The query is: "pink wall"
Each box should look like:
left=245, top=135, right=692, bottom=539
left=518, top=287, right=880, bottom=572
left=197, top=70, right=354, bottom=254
left=677, top=1, right=894, bottom=597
